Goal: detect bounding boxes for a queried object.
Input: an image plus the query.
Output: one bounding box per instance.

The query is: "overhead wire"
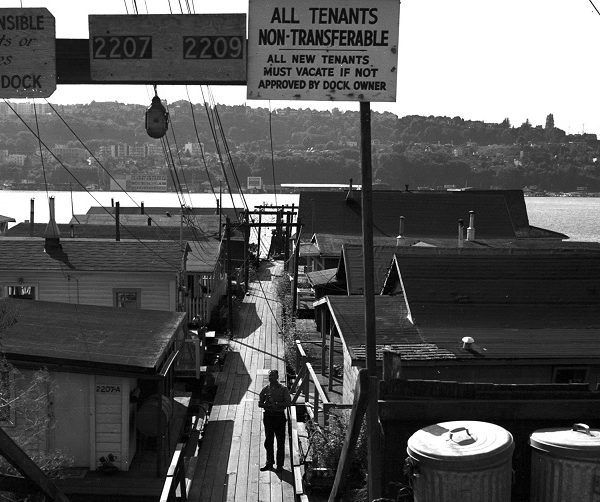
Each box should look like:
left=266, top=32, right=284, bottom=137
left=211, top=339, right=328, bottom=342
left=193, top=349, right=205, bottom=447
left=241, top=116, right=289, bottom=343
left=268, top=101, right=278, bottom=206
left=4, top=100, right=186, bottom=269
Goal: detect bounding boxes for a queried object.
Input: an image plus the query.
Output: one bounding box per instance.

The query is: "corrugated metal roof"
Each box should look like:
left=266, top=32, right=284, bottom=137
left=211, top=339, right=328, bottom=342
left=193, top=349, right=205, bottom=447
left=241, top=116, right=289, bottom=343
left=0, top=238, right=184, bottom=272
left=0, top=298, right=185, bottom=373
left=0, top=215, right=15, bottom=223
left=299, top=242, right=320, bottom=257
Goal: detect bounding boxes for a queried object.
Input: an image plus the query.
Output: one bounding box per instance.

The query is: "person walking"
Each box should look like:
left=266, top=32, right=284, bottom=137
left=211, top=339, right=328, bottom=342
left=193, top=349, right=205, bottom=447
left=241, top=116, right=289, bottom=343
left=258, top=369, right=291, bottom=472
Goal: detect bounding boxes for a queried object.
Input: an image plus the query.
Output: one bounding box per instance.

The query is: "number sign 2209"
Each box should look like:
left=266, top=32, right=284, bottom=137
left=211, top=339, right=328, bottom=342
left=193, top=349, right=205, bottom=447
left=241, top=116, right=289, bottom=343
left=92, top=36, right=152, bottom=59
left=183, top=36, right=243, bottom=59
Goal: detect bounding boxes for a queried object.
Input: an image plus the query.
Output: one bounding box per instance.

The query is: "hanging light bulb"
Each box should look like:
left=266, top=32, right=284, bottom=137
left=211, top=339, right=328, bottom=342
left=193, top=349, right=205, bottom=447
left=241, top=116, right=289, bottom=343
left=145, top=85, right=169, bottom=139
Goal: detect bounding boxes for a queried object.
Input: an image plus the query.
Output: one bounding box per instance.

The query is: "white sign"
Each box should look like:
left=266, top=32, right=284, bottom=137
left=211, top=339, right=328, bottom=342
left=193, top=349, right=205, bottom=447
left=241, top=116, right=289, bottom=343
left=89, top=14, right=246, bottom=83
left=0, top=9, right=56, bottom=98
left=247, top=0, right=399, bottom=102
left=247, top=176, right=263, bottom=189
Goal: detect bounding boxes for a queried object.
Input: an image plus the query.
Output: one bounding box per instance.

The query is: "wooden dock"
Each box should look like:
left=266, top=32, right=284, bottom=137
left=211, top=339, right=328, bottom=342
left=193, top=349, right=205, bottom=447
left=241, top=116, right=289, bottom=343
left=188, top=261, right=296, bottom=501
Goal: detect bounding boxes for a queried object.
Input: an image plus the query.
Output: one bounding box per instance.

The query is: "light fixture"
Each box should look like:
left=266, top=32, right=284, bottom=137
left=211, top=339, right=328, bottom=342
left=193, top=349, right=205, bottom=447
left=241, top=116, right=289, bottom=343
left=145, top=85, right=169, bottom=139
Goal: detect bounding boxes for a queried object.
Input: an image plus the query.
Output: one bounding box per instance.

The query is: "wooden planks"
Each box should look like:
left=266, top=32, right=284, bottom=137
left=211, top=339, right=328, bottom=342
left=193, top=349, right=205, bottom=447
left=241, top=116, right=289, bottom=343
left=188, top=261, right=296, bottom=501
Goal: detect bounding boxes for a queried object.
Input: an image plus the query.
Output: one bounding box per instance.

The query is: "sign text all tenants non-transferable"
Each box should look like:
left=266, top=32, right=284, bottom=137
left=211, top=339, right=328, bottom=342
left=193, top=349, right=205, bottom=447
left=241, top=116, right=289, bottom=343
left=247, top=0, right=399, bottom=102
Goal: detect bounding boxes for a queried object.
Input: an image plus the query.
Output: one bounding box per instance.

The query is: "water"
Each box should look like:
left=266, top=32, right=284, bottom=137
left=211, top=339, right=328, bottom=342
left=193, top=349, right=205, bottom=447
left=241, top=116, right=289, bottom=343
left=1, top=191, right=599, bottom=242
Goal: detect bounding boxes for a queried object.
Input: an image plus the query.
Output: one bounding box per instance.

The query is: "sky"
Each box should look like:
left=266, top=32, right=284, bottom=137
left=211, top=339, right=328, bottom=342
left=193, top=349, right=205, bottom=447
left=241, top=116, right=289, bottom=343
left=9, top=0, right=600, bottom=135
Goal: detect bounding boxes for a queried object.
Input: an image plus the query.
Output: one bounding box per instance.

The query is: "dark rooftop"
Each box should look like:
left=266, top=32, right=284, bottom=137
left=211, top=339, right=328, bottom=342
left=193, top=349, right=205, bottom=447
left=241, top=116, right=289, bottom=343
left=0, top=238, right=185, bottom=272
left=0, top=298, right=185, bottom=374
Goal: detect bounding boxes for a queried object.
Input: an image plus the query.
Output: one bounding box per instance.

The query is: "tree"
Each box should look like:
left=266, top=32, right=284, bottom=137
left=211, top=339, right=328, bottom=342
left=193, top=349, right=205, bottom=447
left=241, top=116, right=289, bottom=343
left=0, top=302, right=73, bottom=482
left=545, top=113, right=555, bottom=130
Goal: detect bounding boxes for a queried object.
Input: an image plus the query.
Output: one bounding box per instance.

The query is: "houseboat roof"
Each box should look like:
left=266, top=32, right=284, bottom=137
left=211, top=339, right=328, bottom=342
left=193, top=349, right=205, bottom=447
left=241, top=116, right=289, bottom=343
left=323, top=295, right=600, bottom=364
left=0, top=298, right=186, bottom=375
left=4, top=222, right=214, bottom=241
left=297, top=189, right=567, bottom=240
left=86, top=205, right=242, bottom=221
left=0, top=215, right=15, bottom=223
left=0, top=238, right=186, bottom=272
left=187, top=240, right=222, bottom=273
left=383, top=247, right=600, bottom=305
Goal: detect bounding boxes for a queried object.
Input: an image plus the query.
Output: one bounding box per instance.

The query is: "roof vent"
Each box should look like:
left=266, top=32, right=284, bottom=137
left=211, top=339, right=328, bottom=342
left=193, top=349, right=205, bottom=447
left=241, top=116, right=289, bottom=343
left=44, top=196, right=61, bottom=252
left=457, top=218, right=465, bottom=248
left=346, top=178, right=354, bottom=202
left=466, top=210, right=475, bottom=241
left=462, top=336, right=475, bottom=349
left=396, top=216, right=405, bottom=245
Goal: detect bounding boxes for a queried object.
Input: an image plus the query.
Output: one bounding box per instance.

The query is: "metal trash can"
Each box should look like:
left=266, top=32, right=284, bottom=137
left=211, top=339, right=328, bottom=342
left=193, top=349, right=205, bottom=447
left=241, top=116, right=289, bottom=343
left=406, top=420, right=514, bottom=502
left=529, top=423, right=600, bottom=501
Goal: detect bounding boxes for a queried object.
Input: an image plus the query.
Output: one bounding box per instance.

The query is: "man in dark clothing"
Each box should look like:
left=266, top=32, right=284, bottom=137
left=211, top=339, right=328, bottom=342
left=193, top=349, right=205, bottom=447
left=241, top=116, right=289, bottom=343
left=258, top=369, right=291, bottom=472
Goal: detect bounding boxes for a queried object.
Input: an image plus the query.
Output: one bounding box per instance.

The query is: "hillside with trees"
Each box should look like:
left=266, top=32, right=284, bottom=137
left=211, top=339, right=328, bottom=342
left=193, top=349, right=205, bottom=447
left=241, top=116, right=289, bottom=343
left=0, top=101, right=599, bottom=193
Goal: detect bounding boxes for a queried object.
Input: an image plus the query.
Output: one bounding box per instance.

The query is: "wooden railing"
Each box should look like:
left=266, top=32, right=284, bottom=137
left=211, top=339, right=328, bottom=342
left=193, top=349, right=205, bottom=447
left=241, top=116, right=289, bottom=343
left=159, top=408, right=208, bottom=502
left=290, top=339, right=335, bottom=427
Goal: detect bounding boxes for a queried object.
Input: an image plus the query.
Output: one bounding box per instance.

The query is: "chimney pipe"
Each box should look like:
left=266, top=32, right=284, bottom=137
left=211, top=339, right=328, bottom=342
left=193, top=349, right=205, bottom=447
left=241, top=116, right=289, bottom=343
left=405, top=184, right=410, bottom=192
left=396, top=216, right=405, bottom=245
left=111, top=198, right=114, bottom=207
left=70, top=224, right=75, bottom=238
left=115, top=202, right=120, bottom=241
left=346, top=178, right=354, bottom=201
left=467, top=210, right=475, bottom=241
left=140, top=202, right=145, bottom=215
left=44, top=196, right=61, bottom=251
left=457, top=218, right=464, bottom=248
left=29, top=198, right=34, bottom=237
left=147, top=216, right=152, bottom=226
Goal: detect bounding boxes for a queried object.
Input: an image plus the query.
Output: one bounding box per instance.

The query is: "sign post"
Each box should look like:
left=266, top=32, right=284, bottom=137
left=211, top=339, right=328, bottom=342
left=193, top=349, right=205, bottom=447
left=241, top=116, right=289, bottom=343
left=0, top=8, right=56, bottom=98
left=248, top=1, right=399, bottom=499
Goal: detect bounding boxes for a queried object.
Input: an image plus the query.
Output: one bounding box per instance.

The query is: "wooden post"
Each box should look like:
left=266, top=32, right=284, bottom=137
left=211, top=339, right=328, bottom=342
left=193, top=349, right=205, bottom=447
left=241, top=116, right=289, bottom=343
left=115, top=201, right=120, bottom=241
left=383, top=349, right=402, bottom=381
left=243, top=211, right=250, bottom=293
left=291, top=222, right=302, bottom=317
left=321, top=316, right=327, bottom=377
left=360, top=100, right=382, bottom=500
left=328, top=325, right=335, bottom=392
left=256, top=210, right=262, bottom=267
left=328, top=369, right=369, bottom=502
left=226, top=217, right=233, bottom=337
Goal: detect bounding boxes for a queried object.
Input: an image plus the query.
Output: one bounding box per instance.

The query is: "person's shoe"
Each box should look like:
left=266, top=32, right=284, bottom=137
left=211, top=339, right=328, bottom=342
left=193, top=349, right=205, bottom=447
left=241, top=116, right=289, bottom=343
left=275, top=465, right=283, bottom=473
left=260, top=464, right=273, bottom=472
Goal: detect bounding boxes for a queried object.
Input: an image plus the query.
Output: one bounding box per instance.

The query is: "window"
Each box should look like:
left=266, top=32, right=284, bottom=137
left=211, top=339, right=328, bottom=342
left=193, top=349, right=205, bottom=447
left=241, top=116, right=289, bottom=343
left=113, top=289, right=141, bottom=309
left=4, top=285, right=36, bottom=299
left=553, top=366, right=588, bottom=384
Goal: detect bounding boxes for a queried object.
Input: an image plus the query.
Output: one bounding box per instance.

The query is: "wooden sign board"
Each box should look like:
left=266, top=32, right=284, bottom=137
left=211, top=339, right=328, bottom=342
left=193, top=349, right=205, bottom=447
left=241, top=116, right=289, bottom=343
left=0, top=8, right=56, bottom=98
left=247, top=0, right=399, bottom=102
left=89, top=14, right=246, bottom=83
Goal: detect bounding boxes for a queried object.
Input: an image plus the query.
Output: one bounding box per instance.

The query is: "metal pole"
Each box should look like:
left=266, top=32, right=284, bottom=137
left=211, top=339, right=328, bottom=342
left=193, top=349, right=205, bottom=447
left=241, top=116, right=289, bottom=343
left=360, top=101, right=381, bottom=500
left=256, top=210, right=262, bottom=267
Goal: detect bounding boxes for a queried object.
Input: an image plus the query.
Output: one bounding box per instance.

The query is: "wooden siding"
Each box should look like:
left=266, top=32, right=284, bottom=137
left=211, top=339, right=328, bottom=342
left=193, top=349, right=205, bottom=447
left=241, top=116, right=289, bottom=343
left=94, top=376, right=126, bottom=471
left=0, top=271, right=176, bottom=311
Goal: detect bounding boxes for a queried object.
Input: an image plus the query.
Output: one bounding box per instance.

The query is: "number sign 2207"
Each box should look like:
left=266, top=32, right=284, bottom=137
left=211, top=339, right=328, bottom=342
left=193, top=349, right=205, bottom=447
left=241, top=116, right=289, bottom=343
left=92, top=36, right=152, bottom=59
left=183, top=36, right=243, bottom=59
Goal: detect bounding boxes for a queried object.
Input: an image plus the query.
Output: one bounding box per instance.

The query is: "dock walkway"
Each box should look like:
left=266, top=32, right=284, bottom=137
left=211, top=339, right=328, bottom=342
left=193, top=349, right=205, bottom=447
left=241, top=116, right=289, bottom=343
left=188, top=261, right=295, bottom=501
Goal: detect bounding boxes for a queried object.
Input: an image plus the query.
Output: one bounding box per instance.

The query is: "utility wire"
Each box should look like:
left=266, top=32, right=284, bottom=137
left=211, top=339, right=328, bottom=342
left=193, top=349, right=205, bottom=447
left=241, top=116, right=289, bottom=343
left=268, top=101, right=278, bottom=206
left=32, top=100, right=49, bottom=203
left=589, top=0, right=600, bottom=16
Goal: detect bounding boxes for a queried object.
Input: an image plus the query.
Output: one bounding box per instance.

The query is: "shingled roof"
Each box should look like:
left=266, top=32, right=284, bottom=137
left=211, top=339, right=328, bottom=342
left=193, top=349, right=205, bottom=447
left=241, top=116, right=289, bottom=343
left=0, top=238, right=185, bottom=272
left=384, top=247, right=600, bottom=305
left=86, top=205, right=242, bottom=221
left=298, top=189, right=567, bottom=240
left=0, top=298, right=185, bottom=375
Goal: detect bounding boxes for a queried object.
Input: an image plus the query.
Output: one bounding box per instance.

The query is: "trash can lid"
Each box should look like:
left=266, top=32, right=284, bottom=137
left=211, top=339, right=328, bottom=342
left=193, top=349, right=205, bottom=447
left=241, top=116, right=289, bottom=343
left=530, top=423, right=600, bottom=459
left=407, top=420, right=514, bottom=469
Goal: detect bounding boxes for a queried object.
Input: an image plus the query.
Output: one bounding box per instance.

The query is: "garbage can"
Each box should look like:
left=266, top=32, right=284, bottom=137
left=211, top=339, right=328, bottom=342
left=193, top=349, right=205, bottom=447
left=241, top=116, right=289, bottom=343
left=529, top=423, right=600, bottom=501
left=406, top=420, right=514, bottom=502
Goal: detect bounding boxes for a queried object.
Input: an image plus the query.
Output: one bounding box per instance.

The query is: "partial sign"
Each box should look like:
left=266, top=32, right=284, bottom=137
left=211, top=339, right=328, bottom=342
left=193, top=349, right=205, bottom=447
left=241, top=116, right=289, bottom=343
left=89, top=15, right=246, bottom=83
left=0, top=9, right=56, bottom=98
left=247, top=0, right=399, bottom=102
left=247, top=176, right=263, bottom=189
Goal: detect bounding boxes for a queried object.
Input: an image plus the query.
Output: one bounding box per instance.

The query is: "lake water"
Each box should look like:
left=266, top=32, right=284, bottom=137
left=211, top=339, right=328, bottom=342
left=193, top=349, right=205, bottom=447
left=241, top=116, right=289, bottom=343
left=1, top=190, right=599, bottom=242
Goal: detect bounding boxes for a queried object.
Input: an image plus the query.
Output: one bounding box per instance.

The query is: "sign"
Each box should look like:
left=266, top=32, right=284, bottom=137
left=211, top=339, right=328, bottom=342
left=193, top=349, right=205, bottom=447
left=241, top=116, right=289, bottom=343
left=247, top=0, right=399, bottom=102
left=89, top=14, right=246, bottom=83
left=0, top=9, right=56, bottom=98
left=247, top=176, right=263, bottom=189
left=96, top=384, right=121, bottom=393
